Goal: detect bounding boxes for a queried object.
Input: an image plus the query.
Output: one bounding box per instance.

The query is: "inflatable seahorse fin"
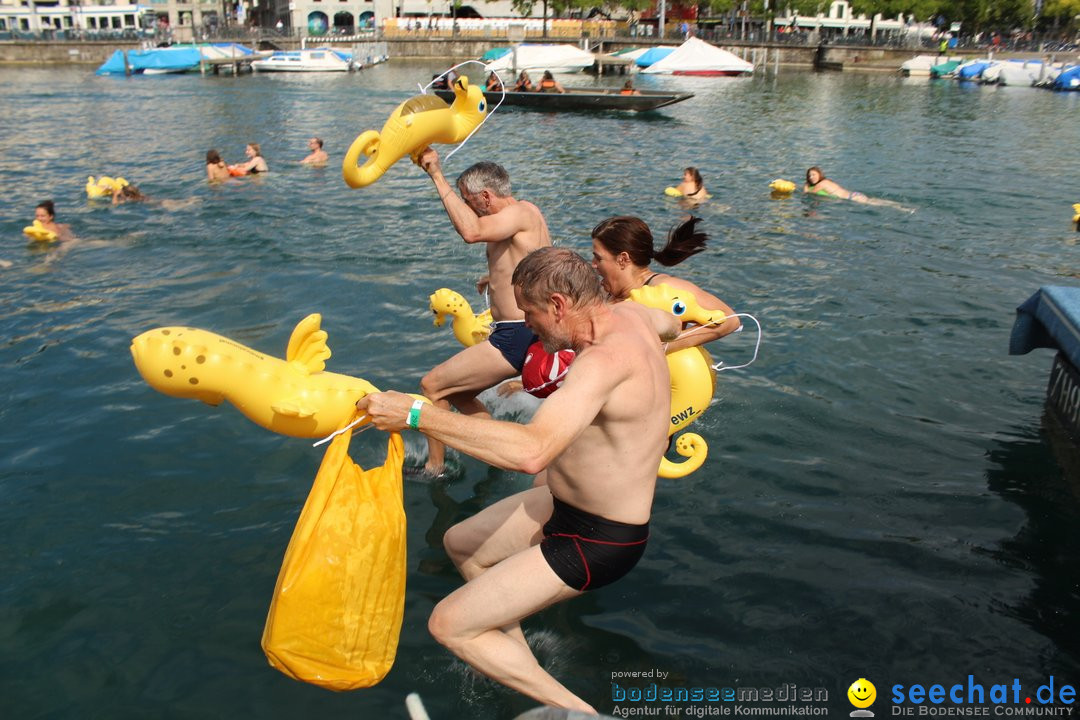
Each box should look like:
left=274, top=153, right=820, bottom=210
left=286, top=314, right=331, bottom=375
left=658, top=433, right=708, bottom=479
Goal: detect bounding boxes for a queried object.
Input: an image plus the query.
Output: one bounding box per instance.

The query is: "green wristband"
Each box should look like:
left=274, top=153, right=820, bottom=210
left=406, top=399, right=424, bottom=430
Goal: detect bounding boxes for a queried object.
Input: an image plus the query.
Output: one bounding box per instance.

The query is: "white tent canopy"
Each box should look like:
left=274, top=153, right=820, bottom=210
left=485, top=44, right=597, bottom=74
left=641, top=37, right=753, bottom=76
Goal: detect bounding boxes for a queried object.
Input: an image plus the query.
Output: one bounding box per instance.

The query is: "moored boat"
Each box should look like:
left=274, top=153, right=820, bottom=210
left=252, top=48, right=354, bottom=73
left=433, top=86, right=693, bottom=112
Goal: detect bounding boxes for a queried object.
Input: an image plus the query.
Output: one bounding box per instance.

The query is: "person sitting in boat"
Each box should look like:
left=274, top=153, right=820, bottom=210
left=430, top=69, right=458, bottom=91
left=619, top=79, right=642, bottom=95
left=206, top=149, right=230, bottom=182
left=512, top=70, right=534, bottom=92
left=485, top=71, right=504, bottom=92
left=804, top=166, right=912, bottom=210
left=229, top=143, right=269, bottom=176
left=300, top=137, right=328, bottom=166
left=537, top=70, right=566, bottom=94
left=676, top=167, right=708, bottom=202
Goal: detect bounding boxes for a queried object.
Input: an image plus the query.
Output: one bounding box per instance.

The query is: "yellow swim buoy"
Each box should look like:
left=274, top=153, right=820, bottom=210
left=86, top=175, right=128, bottom=199
left=769, top=179, right=796, bottom=194
left=429, top=287, right=493, bottom=347
left=343, top=76, right=488, bottom=188
left=23, top=220, right=58, bottom=243
left=130, top=314, right=382, bottom=438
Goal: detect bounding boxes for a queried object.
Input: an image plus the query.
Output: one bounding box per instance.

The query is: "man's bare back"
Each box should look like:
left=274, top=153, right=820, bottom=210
left=484, top=200, right=549, bottom=320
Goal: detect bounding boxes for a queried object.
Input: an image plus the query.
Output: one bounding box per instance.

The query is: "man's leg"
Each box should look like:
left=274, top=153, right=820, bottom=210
left=420, top=341, right=517, bottom=474
left=428, top=543, right=595, bottom=713
left=444, top=486, right=552, bottom=648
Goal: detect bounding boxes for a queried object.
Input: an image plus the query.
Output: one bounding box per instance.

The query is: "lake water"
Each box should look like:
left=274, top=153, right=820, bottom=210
left=2, top=60, right=1080, bottom=719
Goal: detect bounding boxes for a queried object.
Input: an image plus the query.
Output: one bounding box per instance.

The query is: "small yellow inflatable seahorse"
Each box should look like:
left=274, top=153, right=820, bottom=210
left=86, top=175, right=128, bottom=199
left=130, top=314, right=380, bottom=438
left=22, top=220, right=58, bottom=243
left=629, top=283, right=729, bottom=480
left=429, top=287, right=493, bottom=347
left=343, top=76, right=488, bottom=188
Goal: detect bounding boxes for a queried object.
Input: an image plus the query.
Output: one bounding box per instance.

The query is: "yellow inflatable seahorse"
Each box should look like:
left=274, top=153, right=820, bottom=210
left=343, top=76, right=488, bottom=188
left=130, top=314, right=380, bottom=438
left=23, top=220, right=58, bottom=243
left=629, top=283, right=729, bottom=479
left=86, top=175, right=128, bottom=199
left=1072, top=203, right=1079, bottom=225
left=429, top=287, right=493, bottom=347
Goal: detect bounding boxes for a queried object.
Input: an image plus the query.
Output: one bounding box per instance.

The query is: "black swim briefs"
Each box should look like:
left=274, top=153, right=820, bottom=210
left=540, top=496, right=649, bottom=592
left=488, top=320, right=537, bottom=372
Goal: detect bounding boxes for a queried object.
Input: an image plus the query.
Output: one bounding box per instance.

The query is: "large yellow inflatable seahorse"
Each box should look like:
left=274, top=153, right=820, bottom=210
left=130, top=314, right=380, bottom=438
left=343, top=76, right=488, bottom=188
left=629, top=283, right=730, bottom=480
left=429, top=287, right=493, bottom=347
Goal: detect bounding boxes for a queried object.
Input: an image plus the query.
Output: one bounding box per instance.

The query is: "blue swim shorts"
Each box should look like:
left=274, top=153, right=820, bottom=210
left=488, top=320, right=537, bottom=372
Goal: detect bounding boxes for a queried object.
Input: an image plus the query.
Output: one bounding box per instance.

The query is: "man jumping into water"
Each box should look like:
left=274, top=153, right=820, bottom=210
left=358, top=247, right=680, bottom=712
left=415, top=147, right=551, bottom=476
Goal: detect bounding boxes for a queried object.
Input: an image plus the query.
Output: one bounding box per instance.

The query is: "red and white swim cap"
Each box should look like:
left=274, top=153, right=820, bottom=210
left=521, top=341, right=575, bottom=398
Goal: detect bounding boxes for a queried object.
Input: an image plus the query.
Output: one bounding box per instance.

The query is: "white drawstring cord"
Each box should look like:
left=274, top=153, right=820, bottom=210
left=312, top=413, right=371, bottom=448
left=419, top=60, right=507, bottom=162
left=674, top=312, right=762, bottom=372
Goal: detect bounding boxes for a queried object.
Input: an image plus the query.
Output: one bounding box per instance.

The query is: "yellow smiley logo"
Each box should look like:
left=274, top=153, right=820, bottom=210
left=848, top=678, right=876, bottom=708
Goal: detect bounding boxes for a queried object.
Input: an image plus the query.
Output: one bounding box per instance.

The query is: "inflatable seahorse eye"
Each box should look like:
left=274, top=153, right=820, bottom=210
left=131, top=314, right=381, bottom=438
left=671, top=300, right=687, bottom=316
left=343, top=76, right=488, bottom=188
left=428, top=287, right=492, bottom=347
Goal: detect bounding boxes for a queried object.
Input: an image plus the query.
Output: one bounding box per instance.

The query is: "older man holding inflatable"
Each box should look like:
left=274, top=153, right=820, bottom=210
left=415, top=147, right=551, bottom=477
left=358, top=247, right=680, bottom=713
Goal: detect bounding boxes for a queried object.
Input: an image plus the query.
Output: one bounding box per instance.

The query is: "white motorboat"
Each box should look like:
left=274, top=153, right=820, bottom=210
left=252, top=48, right=354, bottom=73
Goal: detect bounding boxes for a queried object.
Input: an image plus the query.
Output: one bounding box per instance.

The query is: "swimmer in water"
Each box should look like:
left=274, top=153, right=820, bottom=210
left=804, top=166, right=913, bottom=212
left=31, top=200, right=73, bottom=242
left=674, top=166, right=709, bottom=205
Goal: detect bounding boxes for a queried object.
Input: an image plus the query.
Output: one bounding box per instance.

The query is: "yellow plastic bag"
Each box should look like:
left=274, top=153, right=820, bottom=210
left=262, top=428, right=407, bottom=690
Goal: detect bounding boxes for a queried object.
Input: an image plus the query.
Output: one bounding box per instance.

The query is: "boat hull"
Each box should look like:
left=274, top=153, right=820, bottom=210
left=434, top=87, right=693, bottom=112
